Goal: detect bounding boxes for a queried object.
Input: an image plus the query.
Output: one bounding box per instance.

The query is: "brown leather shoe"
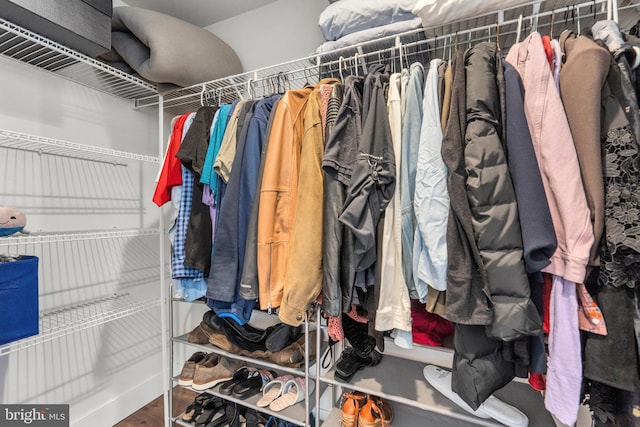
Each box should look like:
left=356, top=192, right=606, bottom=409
left=341, top=391, right=367, bottom=427
left=358, top=396, right=393, bottom=427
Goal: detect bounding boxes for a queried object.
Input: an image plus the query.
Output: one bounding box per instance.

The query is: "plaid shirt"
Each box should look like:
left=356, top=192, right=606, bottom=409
left=171, top=114, right=204, bottom=280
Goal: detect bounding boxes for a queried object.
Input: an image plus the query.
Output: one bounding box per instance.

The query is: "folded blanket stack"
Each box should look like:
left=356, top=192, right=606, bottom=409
left=316, top=0, right=424, bottom=54
left=100, top=7, right=243, bottom=92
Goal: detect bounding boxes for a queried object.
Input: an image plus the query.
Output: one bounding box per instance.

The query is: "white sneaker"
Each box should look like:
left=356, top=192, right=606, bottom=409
left=423, top=365, right=529, bottom=427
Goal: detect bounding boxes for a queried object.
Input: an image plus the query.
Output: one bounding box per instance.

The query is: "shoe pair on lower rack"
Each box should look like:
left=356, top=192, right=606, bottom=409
left=182, top=396, right=263, bottom=427
left=341, top=391, right=393, bottom=427
left=256, top=375, right=315, bottom=412
left=334, top=348, right=383, bottom=382
left=181, top=394, right=226, bottom=426
left=178, top=351, right=246, bottom=391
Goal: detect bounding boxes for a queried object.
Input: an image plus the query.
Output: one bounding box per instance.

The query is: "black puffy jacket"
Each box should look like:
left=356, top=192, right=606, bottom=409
left=463, top=43, right=541, bottom=341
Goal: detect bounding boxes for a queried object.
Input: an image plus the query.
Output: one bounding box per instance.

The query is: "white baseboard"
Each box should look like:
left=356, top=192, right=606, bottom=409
left=71, top=373, right=163, bottom=427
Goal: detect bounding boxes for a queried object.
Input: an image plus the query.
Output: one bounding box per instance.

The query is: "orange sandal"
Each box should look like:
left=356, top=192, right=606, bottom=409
left=341, top=391, right=368, bottom=427
left=358, top=396, right=393, bottom=427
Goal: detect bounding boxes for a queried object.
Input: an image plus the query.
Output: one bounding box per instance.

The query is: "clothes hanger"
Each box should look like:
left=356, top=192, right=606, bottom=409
left=246, top=78, right=254, bottom=100
left=338, top=55, right=345, bottom=81
left=516, top=14, right=523, bottom=44
left=550, top=10, right=556, bottom=39
left=496, top=23, right=501, bottom=52
left=442, top=34, right=448, bottom=60
left=607, top=0, right=619, bottom=24
left=576, top=4, right=581, bottom=35
left=200, top=84, right=207, bottom=106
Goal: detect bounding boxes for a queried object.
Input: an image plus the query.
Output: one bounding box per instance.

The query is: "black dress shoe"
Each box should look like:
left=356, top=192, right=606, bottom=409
left=334, top=347, right=383, bottom=382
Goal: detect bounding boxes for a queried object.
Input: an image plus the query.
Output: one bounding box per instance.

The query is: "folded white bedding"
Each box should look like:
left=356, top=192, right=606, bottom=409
left=412, top=0, right=533, bottom=28
left=319, top=0, right=417, bottom=41
left=316, top=17, right=423, bottom=53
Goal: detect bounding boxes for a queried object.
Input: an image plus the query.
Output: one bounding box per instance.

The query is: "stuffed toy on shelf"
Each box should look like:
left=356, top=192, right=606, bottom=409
left=0, top=206, right=27, bottom=236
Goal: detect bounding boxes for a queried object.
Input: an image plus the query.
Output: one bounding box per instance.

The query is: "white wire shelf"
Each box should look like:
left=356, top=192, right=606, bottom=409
left=0, top=293, right=161, bottom=356
left=0, top=228, right=161, bottom=247
left=0, top=128, right=160, bottom=165
left=0, top=17, right=157, bottom=100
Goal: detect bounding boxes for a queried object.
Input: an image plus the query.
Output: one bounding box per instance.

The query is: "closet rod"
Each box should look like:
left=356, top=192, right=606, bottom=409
left=157, top=0, right=636, bottom=113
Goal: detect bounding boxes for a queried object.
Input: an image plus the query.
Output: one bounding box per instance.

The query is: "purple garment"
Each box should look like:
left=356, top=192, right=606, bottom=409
left=551, top=39, right=562, bottom=90
left=202, top=184, right=217, bottom=245
left=545, top=274, right=581, bottom=426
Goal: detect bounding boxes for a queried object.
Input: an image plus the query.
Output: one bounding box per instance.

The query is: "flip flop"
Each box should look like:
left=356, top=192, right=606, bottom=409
left=256, top=375, right=294, bottom=407
left=232, top=370, right=277, bottom=399
left=269, top=377, right=315, bottom=412
left=218, top=367, right=258, bottom=395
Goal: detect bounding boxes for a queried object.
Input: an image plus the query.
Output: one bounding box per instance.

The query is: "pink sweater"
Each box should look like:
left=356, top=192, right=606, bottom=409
left=506, top=33, right=594, bottom=284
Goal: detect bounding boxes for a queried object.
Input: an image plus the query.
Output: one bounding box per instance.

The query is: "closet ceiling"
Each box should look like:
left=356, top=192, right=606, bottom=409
left=120, top=0, right=280, bottom=27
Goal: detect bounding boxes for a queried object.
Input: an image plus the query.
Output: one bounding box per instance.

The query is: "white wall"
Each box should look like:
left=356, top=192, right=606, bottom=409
left=0, top=53, right=163, bottom=427
left=205, top=0, right=327, bottom=71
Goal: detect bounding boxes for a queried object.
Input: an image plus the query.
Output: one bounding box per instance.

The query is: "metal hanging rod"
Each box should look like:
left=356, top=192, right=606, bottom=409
left=151, top=0, right=637, bottom=115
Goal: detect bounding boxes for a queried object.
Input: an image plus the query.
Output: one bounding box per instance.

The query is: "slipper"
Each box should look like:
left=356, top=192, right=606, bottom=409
left=232, top=369, right=277, bottom=399
left=269, top=377, right=315, bottom=412
left=256, top=375, right=294, bottom=407
left=219, top=367, right=259, bottom=395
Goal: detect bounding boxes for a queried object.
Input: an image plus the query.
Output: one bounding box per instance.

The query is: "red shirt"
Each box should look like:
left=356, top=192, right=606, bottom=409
left=152, top=114, right=190, bottom=206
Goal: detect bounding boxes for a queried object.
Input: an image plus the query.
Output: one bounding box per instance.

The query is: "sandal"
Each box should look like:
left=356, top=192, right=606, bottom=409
left=232, top=369, right=277, bottom=399
left=193, top=396, right=225, bottom=426
left=269, top=377, right=315, bottom=412
left=358, top=396, right=393, bottom=427
left=341, top=391, right=368, bottom=427
left=335, top=348, right=383, bottom=382
left=256, top=375, right=294, bottom=407
left=182, top=393, right=211, bottom=422
left=219, top=367, right=259, bottom=395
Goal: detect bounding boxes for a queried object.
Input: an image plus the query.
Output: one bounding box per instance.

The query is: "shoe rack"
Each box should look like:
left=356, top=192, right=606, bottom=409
left=168, top=301, right=322, bottom=427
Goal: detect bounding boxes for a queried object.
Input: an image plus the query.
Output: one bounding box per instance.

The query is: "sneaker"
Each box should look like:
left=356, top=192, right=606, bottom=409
left=192, top=356, right=245, bottom=391
left=177, top=351, right=207, bottom=386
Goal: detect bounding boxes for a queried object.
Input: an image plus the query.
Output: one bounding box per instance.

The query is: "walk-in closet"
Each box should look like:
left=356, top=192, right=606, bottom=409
left=1, top=1, right=639, bottom=426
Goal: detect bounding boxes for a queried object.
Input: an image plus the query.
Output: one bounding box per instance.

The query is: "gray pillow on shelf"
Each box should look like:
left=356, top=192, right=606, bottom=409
left=101, top=6, right=243, bottom=90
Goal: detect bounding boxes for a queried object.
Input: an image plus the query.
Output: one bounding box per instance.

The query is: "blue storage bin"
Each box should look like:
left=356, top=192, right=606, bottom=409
left=0, top=256, right=39, bottom=345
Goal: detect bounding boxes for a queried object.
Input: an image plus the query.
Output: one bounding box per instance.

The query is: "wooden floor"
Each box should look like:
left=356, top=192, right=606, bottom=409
left=114, top=386, right=197, bottom=427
